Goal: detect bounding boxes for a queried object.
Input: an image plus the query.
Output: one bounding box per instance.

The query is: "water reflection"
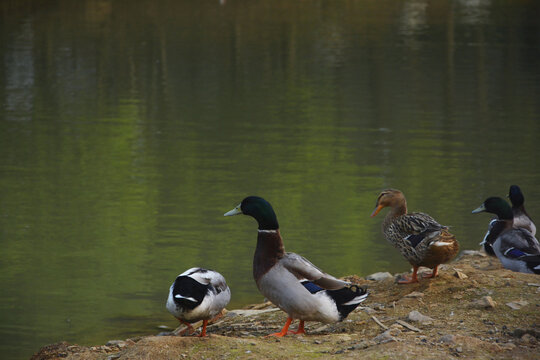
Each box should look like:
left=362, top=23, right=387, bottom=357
left=458, top=0, right=491, bottom=25
left=4, top=19, right=34, bottom=121
left=399, top=0, right=428, bottom=49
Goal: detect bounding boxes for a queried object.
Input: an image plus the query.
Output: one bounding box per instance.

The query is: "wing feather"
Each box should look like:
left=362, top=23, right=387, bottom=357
left=280, top=252, right=349, bottom=290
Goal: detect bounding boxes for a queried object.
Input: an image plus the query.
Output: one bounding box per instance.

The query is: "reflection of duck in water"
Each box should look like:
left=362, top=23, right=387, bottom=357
left=225, top=196, right=368, bottom=337
left=371, top=189, right=459, bottom=284
left=473, top=197, right=540, bottom=275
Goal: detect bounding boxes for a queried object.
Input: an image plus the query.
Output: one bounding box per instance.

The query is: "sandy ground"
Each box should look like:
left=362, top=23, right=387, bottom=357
left=32, top=251, right=539, bottom=359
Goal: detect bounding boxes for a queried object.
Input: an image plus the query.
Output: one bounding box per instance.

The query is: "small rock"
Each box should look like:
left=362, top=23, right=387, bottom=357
left=520, top=334, right=537, bottom=344
left=373, top=330, right=396, bottom=344
left=456, top=346, right=463, bottom=353
left=454, top=270, right=468, bottom=279
left=366, top=272, right=394, bottom=281
left=439, top=334, right=456, bottom=344
left=499, top=343, right=516, bottom=351
left=106, top=340, right=128, bottom=348
left=361, top=307, right=377, bottom=314
left=408, top=310, right=434, bottom=324
left=313, top=340, right=322, bottom=344
left=313, top=324, right=330, bottom=332
left=511, top=328, right=540, bottom=339
left=471, top=296, right=497, bottom=309
left=506, top=301, right=529, bottom=310
left=462, top=250, right=486, bottom=257
left=348, top=341, right=370, bottom=350
left=337, top=334, right=352, bottom=342
left=404, top=291, right=424, bottom=298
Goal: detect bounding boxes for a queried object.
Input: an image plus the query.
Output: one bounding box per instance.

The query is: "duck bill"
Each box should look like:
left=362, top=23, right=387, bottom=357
left=224, top=204, right=242, bottom=216
left=370, top=205, right=383, bottom=218
left=471, top=204, right=486, bottom=214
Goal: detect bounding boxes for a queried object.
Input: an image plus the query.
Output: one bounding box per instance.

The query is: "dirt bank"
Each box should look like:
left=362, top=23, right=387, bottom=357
left=32, top=251, right=540, bottom=359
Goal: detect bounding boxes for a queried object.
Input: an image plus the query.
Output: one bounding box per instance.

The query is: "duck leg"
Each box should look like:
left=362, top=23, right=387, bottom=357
left=267, top=317, right=293, bottom=337
left=290, top=320, right=306, bottom=335
left=398, top=266, right=419, bottom=284
left=421, top=265, right=439, bottom=279
left=198, top=320, right=209, bottom=337
left=175, top=319, right=194, bottom=336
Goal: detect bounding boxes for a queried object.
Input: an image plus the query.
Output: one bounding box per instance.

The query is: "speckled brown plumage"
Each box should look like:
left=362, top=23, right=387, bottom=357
left=371, top=189, right=459, bottom=283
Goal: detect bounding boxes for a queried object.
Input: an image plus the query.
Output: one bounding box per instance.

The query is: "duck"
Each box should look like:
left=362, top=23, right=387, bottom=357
left=370, top=189, right=459, bottom=284
left=166, top=267, right=231, bottom=336
left=508, top=185, right=536, bottom=236
left=472, top=197, right=540, bottom=274
left=224, top=196, right=368, bottom=337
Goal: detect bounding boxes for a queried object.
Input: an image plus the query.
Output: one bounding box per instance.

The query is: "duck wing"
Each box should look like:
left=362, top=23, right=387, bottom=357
left=498, top=229, right=540, bottom=257
left=181, top=268, right=229, bottom=293
left=280, top=252, right=349, bottom=290
left=390, top=212, right=445, bottom=247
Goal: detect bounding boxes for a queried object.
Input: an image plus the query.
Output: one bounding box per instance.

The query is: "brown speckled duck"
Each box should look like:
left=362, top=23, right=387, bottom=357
left=370, top=189, right=459, bottom=284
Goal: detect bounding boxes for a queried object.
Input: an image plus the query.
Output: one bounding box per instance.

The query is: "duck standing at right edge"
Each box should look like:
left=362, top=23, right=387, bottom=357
left=508, top=185, right=536, bottom=236
left=472, top=197, right=540, bottom=274
left=370, top=189, right=459, bottom=284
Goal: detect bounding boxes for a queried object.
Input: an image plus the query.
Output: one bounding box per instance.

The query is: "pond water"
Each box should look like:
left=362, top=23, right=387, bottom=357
left=1, top=0, right=539, bottom=358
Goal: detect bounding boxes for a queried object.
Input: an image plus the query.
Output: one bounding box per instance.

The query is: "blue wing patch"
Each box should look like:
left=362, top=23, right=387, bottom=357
left=503, top=248, right=528, bottom=258
left=301, top=280, right=324, bottom=294
left=405, top=234, right=425, bottom=248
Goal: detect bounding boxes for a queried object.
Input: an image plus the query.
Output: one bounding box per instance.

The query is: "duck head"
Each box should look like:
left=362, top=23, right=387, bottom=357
left=508, top=185, right=524, bottom=208
left=224, top=196, right=279, bottom=230
left=370, top=189, right=407, bottom=217
left=471, top=197, right=513, bottom=220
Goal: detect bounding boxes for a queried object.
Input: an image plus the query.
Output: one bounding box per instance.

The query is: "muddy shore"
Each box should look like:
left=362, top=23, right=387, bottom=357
left=32, top=251, right=539, bottom=359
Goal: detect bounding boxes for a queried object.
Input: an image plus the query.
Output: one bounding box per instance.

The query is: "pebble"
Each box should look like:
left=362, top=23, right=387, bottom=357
left=404, top=291, right=424, bottom=298
left=365, top=272, right=394, bottom=281
left=454, top=270, right=468, bottom=279
left=462, top=250, right=486, bottom=257
left=439, top=334, right=456, bottom=344
left=106, top=340, right=128, bottom=348
left=471, top=296, right=497, bottom=309
left=373, top=330, right=396, bottom=344
left=361, top=307, right=377, bottom=314
left=520, top=334, right=537, bottom=344
left=499, top=343, right=516, bottom=351
left=348, top=341, right=370, bottom=350
left=408, top=310, right=434, bottom=324
left=506, top=301, right=529, bottom=310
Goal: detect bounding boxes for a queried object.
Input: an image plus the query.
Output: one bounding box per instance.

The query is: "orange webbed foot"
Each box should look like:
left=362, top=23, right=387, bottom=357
left=398, top=266, right=419, bottom=284
left=265, top=317, right=293, bottom=337
left=421, top=266, right=439, bottom=279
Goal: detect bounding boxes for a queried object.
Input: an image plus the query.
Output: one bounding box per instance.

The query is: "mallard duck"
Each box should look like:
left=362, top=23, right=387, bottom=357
left=370, top=189, right=459, bottom=284
left=508, top=185, right=536, bottom=236
left=472, top=197, right=540, bottom=274
left=166, top=267, right=231, bottom=336
left=224, top=196, right=368, bottom=337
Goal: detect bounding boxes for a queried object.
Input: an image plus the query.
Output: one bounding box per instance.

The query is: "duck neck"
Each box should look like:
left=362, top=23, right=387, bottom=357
left=383, top=202, right=407, bottom=229
left=253, top=229, right=284, bottom=284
